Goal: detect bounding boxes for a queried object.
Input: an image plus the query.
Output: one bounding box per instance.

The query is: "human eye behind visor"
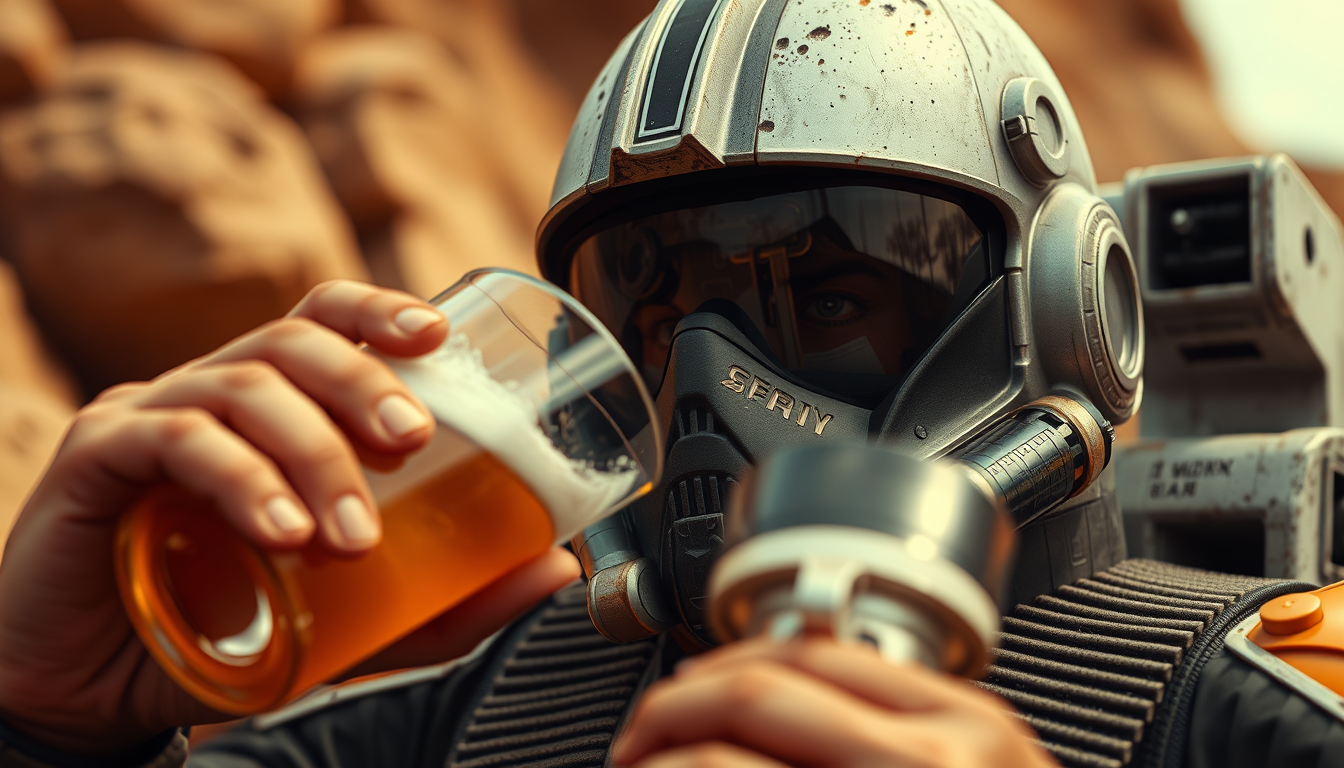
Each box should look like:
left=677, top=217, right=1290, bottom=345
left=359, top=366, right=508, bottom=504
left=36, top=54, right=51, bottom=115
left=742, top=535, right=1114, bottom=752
left=568, top=185, right=989, bottom=403
left=799, top=292, right=865, bottom=326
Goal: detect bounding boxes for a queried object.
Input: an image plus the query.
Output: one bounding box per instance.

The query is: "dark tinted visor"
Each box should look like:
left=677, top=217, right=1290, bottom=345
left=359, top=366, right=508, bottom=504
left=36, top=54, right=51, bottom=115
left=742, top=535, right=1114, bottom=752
left=569, top=185, right=990, bottom=399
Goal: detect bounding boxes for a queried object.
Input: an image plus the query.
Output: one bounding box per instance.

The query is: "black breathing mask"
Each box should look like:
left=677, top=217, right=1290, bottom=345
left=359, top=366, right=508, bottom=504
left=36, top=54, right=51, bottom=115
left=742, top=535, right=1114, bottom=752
left=574, top=301, right=885, bottom=646
left=572, top=297, right=1115, bottom=647
left=565, top=182, right=1116, bottom=647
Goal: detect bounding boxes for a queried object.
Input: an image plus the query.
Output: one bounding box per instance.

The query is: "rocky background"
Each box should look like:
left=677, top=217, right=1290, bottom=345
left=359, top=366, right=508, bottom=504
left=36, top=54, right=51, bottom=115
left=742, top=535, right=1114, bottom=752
left=0, top=0, right=1339, bottom=548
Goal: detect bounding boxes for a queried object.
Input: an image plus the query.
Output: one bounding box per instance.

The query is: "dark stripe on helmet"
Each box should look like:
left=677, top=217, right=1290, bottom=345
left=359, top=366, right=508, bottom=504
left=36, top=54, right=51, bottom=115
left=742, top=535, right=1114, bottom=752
left=723, top=0, right=790, bottom=163
left=636, top=0, right=724, bottom=142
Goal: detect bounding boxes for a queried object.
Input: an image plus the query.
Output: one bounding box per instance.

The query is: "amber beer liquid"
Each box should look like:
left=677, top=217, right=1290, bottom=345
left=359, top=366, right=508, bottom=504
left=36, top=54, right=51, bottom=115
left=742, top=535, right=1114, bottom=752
left=116, top=272, right=659, bottom=716
left=120, top=448, right=557, bottom=713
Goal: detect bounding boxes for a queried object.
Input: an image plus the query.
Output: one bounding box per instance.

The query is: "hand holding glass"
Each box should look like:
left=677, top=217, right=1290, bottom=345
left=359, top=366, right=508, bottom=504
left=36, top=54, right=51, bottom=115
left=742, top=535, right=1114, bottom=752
left=116, top=270, right=662, bottom=714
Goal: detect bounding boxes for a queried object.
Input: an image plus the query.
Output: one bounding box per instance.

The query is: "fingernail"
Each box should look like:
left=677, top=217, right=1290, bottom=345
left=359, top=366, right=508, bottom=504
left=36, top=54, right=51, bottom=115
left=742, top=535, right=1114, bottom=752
left=393, top=307, right=443, bottom=335
left=377, top=393, right=432, bottom=438
left=265, top=496, right=312, bottom=534
left=334, top=494, right=380, bottom=547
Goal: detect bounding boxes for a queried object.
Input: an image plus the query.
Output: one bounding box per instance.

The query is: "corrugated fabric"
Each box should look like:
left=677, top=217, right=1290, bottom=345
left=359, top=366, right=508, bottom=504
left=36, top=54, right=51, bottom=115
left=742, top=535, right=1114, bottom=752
left=449, top=584, right=660, bottom=768
left=981, top=559, right=1301, bottom=768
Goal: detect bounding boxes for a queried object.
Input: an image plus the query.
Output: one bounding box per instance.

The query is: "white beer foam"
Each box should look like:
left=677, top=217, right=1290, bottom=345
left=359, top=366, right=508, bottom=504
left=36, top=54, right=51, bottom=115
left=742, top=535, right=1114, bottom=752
left=369, top=334, right=639, bottom=541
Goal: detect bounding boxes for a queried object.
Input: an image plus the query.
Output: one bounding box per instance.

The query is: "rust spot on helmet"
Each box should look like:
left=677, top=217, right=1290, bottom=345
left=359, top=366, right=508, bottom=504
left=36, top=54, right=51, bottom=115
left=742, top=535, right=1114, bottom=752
left=758, top=120, right=775, bottom=133
left=775, top=37, right=789, bottom=50
left=797, top=44, right=809, bottom=55
left=807, top=26, right=831, bottom=40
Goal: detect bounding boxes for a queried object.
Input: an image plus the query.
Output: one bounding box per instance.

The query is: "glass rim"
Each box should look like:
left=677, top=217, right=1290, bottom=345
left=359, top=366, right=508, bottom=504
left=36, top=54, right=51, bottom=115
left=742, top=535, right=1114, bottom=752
left=441, top=267, right=665, bottom=504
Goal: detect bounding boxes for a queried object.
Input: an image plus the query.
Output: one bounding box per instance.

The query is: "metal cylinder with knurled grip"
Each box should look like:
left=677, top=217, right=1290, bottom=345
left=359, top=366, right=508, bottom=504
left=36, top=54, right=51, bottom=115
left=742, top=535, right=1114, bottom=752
left=950, top=391, right=1115, bottom=528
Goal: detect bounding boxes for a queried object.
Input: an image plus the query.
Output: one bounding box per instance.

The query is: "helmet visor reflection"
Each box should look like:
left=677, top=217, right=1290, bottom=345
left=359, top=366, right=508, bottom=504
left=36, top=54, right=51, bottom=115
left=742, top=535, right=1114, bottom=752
left=570, top=185, right=986, bottom=395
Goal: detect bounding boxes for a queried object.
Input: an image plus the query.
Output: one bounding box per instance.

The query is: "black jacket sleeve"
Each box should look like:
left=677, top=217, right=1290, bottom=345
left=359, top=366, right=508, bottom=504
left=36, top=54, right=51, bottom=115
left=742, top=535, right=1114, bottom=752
left=1186, top=649, right=1344, bottom=768
left=186, top=648, right=491, bottom=768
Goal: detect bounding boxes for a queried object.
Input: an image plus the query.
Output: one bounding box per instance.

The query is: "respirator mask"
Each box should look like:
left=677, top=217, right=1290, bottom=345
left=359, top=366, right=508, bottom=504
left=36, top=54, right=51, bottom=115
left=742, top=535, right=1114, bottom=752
left=563, top=182, right=1000, bottom=647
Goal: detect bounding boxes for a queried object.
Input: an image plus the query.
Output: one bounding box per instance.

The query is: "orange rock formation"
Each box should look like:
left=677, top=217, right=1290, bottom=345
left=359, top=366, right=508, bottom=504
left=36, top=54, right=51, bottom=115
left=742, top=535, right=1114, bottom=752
left=295, top=27, right=538, bottom=296
left=48, top=0, right=339, bottom=96
left=0, top=43, right=366, bottom=396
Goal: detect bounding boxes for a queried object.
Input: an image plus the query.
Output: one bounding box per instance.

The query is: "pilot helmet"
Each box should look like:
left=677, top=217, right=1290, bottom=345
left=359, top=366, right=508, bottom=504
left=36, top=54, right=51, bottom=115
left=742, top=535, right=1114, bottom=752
left=537, top=0, right=1143, bottom=646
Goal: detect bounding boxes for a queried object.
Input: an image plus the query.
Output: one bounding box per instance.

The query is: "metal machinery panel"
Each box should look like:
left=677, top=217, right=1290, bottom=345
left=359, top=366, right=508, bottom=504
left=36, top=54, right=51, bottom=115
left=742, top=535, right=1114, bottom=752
left=1115, top=156, right=1344, bottom=584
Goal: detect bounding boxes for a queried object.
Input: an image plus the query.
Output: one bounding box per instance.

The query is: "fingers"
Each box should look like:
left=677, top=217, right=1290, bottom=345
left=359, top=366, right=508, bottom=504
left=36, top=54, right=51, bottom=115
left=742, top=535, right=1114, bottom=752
left=79, top=281, right=448, bottom=554
left=57, top=406, right=314, bottom=547
left=121, top=361, right=383, bottom=552
left=614, top=655, right=898, bottom=768
left=628, top=742, right=789, bottom=768
left=199, top=321, right=435, bottom=454
left=617, top=639, right=1049, bottom=768
left=676, top=637, right=984, bottom=714
left=287, top=280, right=448, bottom=357
left=108, top=281, right=442, bottom=455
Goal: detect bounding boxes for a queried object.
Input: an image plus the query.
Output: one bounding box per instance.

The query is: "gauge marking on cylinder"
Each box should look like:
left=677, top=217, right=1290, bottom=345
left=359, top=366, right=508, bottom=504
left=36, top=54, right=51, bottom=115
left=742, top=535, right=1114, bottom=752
left=951, top=394, right=1113, bottom=527
left=719, top=364, right=835, bottom=436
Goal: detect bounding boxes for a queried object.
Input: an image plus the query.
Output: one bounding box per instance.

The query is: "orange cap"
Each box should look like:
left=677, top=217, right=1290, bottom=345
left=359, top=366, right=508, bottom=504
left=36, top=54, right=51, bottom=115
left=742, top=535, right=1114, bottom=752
left=1259, top=593, right=1325, bottom=636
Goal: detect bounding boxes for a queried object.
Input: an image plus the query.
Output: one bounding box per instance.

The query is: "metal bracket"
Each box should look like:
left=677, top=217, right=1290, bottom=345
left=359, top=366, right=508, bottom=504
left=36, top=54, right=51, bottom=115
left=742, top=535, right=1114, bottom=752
left=1225, top=612, right=1344, bottom=722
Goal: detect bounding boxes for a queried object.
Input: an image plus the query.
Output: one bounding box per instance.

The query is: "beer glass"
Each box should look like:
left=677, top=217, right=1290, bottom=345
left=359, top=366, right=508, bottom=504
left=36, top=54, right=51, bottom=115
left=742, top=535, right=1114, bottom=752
left=115, top=269, right=662, bottom=714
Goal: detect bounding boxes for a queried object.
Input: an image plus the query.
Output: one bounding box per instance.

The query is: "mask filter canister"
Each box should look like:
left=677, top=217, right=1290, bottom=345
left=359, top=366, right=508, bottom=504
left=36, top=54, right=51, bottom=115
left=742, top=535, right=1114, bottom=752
left=707, top=444, right=1014, bottom=675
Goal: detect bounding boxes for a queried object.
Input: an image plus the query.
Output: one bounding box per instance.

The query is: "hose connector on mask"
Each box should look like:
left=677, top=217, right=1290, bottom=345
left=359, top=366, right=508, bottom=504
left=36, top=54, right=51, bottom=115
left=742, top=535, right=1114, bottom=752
left=950, top=391, right=1115, bottom=528
left=571, top=515, right=676, bottom=643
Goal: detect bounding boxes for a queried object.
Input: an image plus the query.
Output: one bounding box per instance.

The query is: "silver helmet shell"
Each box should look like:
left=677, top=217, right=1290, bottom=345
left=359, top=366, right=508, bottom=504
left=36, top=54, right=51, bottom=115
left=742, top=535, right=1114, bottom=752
left=538, top=0, right=1143, bottom=458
